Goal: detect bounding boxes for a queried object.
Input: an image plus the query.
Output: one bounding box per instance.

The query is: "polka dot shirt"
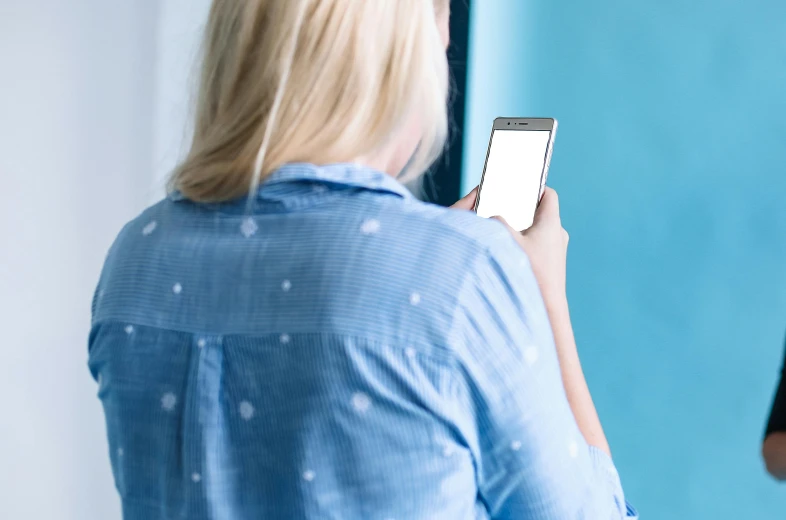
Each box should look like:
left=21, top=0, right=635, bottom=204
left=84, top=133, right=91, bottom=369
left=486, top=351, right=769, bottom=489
left=89, top=163, right=635, bottom=519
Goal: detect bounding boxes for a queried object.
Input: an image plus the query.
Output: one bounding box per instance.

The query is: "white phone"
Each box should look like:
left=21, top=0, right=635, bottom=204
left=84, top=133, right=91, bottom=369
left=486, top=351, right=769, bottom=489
left=474, top=117, right=558, bottom=231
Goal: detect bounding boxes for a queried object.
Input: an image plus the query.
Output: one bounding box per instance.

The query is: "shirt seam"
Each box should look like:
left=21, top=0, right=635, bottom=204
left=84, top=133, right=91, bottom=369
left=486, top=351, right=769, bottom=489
left=90, top=319, right=461, bottom=369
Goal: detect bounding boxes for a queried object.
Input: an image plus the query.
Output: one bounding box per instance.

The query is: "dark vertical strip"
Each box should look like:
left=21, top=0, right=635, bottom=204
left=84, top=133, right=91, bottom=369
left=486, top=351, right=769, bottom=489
left=427, top=0, right=472, bottom=206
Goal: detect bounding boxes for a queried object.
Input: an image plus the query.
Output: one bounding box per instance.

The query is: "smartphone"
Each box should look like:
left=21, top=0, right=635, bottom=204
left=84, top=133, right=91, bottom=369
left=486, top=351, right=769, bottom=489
left=474, top=117, right=557, bottom=231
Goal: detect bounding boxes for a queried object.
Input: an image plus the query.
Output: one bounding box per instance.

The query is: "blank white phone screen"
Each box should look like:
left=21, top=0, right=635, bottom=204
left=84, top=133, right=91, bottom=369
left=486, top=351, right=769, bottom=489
left=476, top=129, right=551, bottom=230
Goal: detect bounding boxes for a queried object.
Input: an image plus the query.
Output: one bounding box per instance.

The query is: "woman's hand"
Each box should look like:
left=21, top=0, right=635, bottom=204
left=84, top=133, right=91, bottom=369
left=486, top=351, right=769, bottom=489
left=493, top=188, right=569, bottom=305
left=450, top=186, right=568, bottom=305
left=450, top=187, right=478, bottom=211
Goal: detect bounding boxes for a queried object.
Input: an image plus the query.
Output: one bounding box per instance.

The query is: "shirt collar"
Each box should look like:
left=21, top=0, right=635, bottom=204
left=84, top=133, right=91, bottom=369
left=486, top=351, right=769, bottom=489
left=263, top=162, right=413, bottom=200
left=168, top=162, right=413, bottom=202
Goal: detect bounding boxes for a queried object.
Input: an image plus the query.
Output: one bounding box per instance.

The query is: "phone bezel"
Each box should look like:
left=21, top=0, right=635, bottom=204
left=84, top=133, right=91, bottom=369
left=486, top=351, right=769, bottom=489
left=473, top=117, right=558, bottom=217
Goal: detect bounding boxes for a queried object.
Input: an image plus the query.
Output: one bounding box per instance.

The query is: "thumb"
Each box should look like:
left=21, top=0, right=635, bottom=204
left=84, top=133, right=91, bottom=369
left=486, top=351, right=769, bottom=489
left=450, top=186, right=478, bottom=211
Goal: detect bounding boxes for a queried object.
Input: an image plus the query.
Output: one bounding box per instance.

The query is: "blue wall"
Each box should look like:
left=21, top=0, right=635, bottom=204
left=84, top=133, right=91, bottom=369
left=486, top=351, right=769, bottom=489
left=463, top=1, right=786, bottom=517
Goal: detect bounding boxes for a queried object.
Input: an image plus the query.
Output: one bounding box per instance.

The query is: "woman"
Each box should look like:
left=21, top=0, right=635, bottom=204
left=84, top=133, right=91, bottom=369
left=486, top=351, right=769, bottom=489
left=89, top=0, right=637, bottom=518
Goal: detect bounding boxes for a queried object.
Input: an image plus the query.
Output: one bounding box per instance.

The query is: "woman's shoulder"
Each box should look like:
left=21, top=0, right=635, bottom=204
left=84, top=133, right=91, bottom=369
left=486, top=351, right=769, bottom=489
left=395, top=200, right=538, bottom=301
left=104, top=199, right=172, bottom=258
left=393, top=199, right=527, bottom=268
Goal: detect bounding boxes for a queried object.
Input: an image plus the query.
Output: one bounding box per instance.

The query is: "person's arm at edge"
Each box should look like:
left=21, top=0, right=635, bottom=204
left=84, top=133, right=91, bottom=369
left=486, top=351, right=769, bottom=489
left=763, top=432, right=786, bottom=481
left=762, top=350, right=786, bottom=480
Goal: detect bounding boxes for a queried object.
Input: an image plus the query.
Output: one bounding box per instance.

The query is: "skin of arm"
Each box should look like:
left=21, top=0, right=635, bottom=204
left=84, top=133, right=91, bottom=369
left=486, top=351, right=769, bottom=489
left=763, top=432, right=786, bottom=480
left=545, top=297, right=611, bottom=456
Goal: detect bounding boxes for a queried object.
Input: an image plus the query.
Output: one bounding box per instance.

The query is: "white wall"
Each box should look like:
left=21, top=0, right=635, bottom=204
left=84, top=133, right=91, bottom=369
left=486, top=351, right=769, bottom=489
left=0, top=1, right=208, bottom=518
left=152, top=0, right=213, bottom=196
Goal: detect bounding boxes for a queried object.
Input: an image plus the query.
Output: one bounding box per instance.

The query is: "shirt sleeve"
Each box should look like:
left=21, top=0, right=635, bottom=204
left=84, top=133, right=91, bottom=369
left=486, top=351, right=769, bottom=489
left=448, top=230, right=637, bottom=519
left=765, top=340, right=786, bottom=437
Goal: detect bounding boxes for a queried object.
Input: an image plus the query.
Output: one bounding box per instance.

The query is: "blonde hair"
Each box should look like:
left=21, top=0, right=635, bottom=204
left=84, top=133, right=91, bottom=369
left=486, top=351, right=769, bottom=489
left=170, top=0, right=450, bottom=203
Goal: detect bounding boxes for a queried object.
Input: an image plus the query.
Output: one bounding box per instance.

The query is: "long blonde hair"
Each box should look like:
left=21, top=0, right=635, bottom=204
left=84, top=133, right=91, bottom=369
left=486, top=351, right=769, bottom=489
left=170, top=0, right=450, bottom=203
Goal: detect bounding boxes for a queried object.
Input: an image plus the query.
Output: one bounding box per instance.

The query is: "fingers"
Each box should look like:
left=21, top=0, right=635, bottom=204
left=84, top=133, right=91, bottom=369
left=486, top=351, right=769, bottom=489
left=491, top=215, right=508, bottom=226
left=491, top=215, right=518, bottom=234
left=533, top=187, right=561, bottom=226
left=450, top=186, right=478, bottom=211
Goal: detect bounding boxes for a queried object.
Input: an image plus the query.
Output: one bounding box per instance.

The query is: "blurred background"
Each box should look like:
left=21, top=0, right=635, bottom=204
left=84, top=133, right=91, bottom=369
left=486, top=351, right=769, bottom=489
left=2, top=0, right=785, bottom=518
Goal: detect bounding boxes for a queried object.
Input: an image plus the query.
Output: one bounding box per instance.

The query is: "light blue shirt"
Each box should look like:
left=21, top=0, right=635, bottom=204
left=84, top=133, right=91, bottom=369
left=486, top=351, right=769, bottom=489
left=89, top=163, right=637, bottom=519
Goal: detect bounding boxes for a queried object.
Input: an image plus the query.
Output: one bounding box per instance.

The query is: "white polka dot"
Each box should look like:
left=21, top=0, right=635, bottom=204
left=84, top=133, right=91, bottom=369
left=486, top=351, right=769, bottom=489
left=161, top=392, right=177, bottom=411
left=172, top=283, right=183, bottom=295
left=312, top=184, right=328, bottom=194
left=569, top=441, right=579, bottom=458
left=239, top=400, right=255, bottom=420
left=409, top=292, right=421, bottom=306
left=351, top=392, right=372, bottom=413
left=197, top=338, right=206, bottom=348
left=117, top=447, right=124, bottom=457
left=302, top=470, right=315, bottom=481
left=280, top=333, right=290, bottom=344
left=442, top=445, right=455, bottom=457
left=124, top=325, right=134, bottom=335
left=511, top=440, right=522, bottom=451
left=405, top=347, right=416, bottom=359
left=524, top=346, right=539, bottom=366
left=240, top=217, right=258, bottom=238
left=142, top=220, right=157, bottom=236
left=191, top=472, right=201, bottom=483
left=360, top=218, right=381, bottom=235
left=281, top=279, right=292, bottom=292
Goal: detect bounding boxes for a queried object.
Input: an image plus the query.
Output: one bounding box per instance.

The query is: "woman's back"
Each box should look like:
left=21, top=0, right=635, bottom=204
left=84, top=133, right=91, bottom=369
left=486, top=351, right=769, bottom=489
left=90, top=163, right=629, bottom=519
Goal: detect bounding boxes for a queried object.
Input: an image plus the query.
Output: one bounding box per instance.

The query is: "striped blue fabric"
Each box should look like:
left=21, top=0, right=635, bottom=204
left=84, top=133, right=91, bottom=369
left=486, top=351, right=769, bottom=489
left=89, top=162, right=637, bottom=519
